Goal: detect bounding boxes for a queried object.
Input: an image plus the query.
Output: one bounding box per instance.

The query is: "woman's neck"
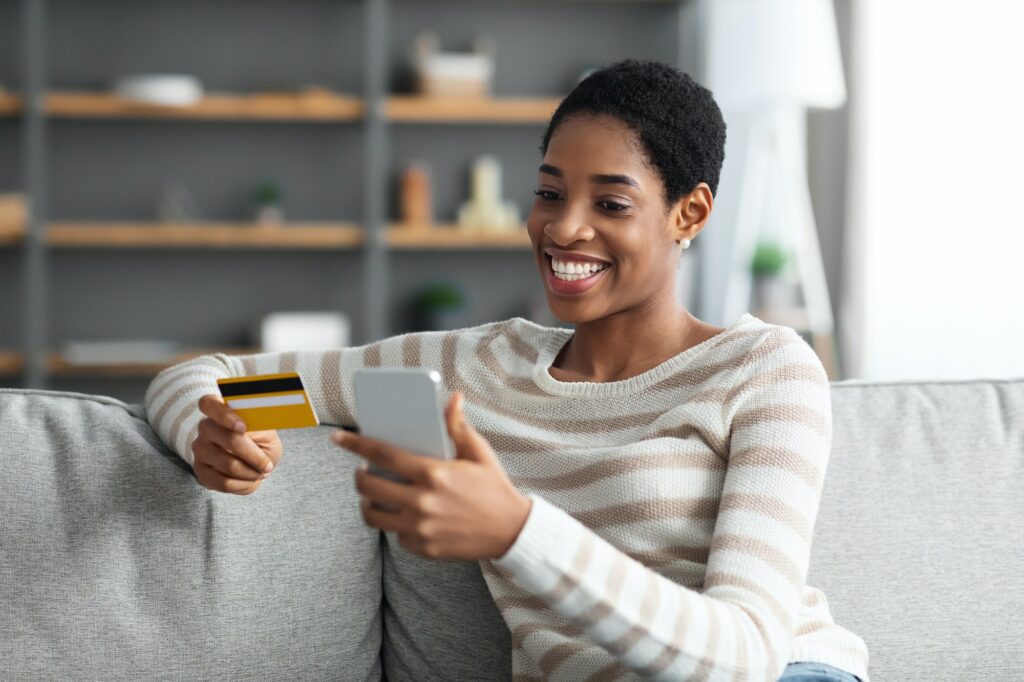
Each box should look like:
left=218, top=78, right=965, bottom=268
left=550, top=299, right=715, bottom=384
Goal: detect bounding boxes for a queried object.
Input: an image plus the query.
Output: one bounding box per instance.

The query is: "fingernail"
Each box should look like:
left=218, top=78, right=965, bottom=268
left=233, top=420, right=246, bottom=433
left=332, top=431, right=348, bottom=445
left=263, top=461, right=274, bottom=473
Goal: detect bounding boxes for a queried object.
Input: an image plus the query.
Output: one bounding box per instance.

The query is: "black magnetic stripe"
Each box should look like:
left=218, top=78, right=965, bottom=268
left=218, top=377, right=304, bottom=397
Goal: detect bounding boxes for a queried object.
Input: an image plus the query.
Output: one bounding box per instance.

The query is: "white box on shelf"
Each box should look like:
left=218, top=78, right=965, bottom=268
left=259, top=312, right=350, bottom=353
left=114, top=74, right=204, bottom=106
left=61, top=340, right=182, bottom=366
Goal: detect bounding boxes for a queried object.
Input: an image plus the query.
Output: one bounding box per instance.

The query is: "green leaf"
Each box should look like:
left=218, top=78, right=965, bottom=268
left=414, top=282, right=465, bottom=309
left=255, top=180, right=282, bottom=205
left=750, top=241, right=788, bottom=277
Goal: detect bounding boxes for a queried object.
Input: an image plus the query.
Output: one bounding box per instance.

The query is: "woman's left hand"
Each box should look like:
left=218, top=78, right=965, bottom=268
left=330, top=390, right=532, bottom=561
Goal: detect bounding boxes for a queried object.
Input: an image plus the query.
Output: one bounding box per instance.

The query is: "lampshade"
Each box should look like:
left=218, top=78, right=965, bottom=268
left=707, top=0, right=847, bottom=111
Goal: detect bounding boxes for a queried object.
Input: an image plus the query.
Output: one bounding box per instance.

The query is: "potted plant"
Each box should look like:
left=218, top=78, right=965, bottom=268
left=750, top=240, right=798, bottom=311
left=255, top=180, right=284, bottom=226
left=412, top=282, right=466, bottom=331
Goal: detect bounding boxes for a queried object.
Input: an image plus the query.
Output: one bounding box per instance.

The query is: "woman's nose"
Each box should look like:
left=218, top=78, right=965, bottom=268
left=544, top=206, right=594, bottom=244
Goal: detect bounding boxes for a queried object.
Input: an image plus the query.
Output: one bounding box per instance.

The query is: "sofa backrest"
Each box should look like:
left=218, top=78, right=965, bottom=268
left=808, top=378, right=1024, bottom=681
left=0, top=389, right=383, bottom=680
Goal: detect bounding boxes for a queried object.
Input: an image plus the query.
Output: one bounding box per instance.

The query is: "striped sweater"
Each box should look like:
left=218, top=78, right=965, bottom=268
left=145, top=312, right=870, bottom=682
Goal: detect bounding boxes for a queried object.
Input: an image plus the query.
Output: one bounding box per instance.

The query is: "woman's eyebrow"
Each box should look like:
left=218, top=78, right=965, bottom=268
left=591, top=173, right=641, bottom=189
left=539, top=164, right=640, bottom=189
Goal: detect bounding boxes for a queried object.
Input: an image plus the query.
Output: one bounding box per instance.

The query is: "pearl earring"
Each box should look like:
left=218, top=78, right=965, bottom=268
left=680, top=238, right=691, bottom=250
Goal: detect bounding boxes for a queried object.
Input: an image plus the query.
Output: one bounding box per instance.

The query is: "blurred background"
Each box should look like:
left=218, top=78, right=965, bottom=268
left=0, top=0, right=1021, bottom=403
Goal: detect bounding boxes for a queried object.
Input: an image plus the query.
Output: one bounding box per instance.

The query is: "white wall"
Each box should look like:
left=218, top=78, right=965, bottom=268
left=843, top=0, right=1024, bottom=380
left=699, top=108, right=756, bottom=327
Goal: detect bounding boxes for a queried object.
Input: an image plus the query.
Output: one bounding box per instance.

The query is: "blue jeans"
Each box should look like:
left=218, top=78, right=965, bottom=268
left=778, top=660, right=864, bottom=682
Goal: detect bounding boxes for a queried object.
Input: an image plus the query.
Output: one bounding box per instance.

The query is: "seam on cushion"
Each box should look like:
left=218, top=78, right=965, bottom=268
left=0, top=388, right=190, bottom=472
left=829, top=377, right=1024, bottom=389
left=0, top=388, right=144, bottom=418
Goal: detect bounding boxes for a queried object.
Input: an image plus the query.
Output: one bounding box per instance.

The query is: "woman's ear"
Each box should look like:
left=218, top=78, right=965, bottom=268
left=672, top=182, right=714, bottom=243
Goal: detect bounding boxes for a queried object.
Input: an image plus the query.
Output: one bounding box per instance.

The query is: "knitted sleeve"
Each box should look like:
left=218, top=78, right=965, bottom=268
left=143, top=326, right=478, bottom=468
left=492, top=328, right=833, bottom=681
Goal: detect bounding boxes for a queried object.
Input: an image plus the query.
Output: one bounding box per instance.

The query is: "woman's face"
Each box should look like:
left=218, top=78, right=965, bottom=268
left=527, top=114, right=686, bottom=325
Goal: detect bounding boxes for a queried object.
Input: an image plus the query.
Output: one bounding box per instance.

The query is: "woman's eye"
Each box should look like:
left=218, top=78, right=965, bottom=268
left=599, top=201, right=629, bottom=212
left=533, top=190, right=561, bottom=201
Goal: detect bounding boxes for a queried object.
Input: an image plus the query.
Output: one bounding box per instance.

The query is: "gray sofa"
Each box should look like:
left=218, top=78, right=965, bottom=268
left=2, top=378, right=1022, bottom=681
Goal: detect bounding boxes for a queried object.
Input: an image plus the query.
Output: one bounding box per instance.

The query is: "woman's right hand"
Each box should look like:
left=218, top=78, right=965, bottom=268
left=192, top=394, right=283, bottom=495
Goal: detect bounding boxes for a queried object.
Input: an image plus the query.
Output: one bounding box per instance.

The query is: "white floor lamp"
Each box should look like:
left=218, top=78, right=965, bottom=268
left=707, top=0, right=847, bottom=377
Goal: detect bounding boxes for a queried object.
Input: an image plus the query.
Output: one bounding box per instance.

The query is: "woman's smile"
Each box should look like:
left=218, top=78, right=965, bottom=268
left=544, top=253, right=611, bottom=295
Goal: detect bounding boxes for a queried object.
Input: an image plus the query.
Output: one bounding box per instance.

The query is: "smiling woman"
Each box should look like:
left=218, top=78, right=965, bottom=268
left=144, top=60, right=868, bottom=682
left=524, top=62, right=730, bottom=383
left=530, top=111, right=718, bottom=378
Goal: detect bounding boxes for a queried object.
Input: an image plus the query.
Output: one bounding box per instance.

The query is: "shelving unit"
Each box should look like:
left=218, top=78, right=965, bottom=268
left=0, top=221, right=534, bottom=250
left=45, top=90, right=365, bottom=122
left=50, top=224, right=534, bottom=250
left=0, top=352, right=23, bottom=376
left=0, top=94, right=562, bottom=123
left=1, top=348, right=272, bottom=378
left=46, top=348, right=259, bottom=377
left=385, top=96, right=559, bottom=123
left=46, top=223, right=365, bottom=249
left=1, top=0, right=702, bottom=400
left=0, top=223, right=24, bottom=245
left=387, top=225, right=531, bottom=249
left=0, top=92, right=557, bottom=124
left=0, top=93, right=21, bottom=115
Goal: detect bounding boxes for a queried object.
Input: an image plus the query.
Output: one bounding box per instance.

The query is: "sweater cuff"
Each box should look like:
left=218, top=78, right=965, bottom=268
left=494, top=493, right=581, bottom=581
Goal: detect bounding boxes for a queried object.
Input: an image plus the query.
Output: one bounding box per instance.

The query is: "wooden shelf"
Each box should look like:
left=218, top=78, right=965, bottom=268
left=0, top=351, right=23, bottom=375
left=4, top=221, right=534, bottom=249
left=3, top=92, right=559, bottom=123
left=386, top=96, right=561, bottom=123
left=47, top=222, right=364, bottom=249
left=0, top=223, right=25, bottom=246
left=0, top=92, right=21, bottom=116
left=0, top=194, right=28, bottom=245
left=46, top=90, right=365, bottom=121
left=387, top=224, right=533, bottom=248
left=0, top=348, right=260, bottom=377
left=47, top=347, right=259, bottom=377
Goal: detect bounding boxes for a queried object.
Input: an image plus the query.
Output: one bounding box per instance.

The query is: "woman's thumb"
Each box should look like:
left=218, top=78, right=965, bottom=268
left=446, top=392, right=488, bottom=462
left=445, top=391, right=465, bottom=438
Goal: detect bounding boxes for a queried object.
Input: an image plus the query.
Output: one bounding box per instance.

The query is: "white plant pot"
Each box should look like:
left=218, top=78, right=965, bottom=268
left=753, top=275, right=799, bottom=310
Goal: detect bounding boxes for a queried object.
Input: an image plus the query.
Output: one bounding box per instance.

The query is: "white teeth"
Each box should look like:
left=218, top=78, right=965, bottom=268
left=551, top=258, right=608, bottom=275
left=550, top=257, right=610, bottom=281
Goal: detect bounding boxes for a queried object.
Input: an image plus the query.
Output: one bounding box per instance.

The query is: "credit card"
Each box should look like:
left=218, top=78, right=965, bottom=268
left=216, top=372, right=319, bottom=431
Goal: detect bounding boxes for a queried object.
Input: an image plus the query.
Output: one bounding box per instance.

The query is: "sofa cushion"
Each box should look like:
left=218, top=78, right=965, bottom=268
left=380, top=534, right=511, bottom=680
left=808, top=378, right=1024, bottom=681
left=0, top=389, right=381, bottom=680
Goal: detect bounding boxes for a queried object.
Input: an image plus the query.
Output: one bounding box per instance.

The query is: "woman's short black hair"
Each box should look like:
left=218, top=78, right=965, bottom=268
left=540, top=59, right=727, bottom=207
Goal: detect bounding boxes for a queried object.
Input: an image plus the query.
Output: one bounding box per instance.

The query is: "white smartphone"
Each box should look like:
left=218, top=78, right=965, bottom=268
left=352, top=367, right=452, bottom=484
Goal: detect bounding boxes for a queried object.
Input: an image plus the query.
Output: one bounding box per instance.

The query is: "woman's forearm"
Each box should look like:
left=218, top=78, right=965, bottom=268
left=145, top=353, right=240, bottom=465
